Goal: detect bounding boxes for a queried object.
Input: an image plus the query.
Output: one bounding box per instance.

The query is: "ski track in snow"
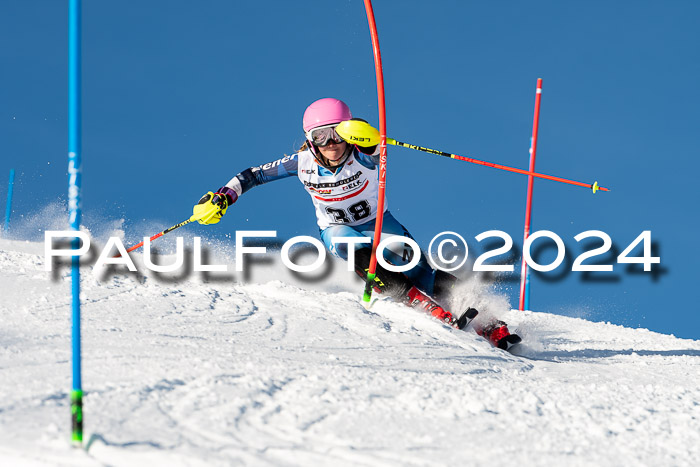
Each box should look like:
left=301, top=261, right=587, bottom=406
left=0, top=239, right=699, bottom=466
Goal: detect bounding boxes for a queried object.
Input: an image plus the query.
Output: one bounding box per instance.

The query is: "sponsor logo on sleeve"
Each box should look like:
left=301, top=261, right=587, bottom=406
left=251, top=154, right=297, bottom=172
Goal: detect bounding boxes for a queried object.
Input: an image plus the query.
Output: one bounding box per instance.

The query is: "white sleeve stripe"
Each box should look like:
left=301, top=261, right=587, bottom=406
left=225, top=176, right=243, bottom=196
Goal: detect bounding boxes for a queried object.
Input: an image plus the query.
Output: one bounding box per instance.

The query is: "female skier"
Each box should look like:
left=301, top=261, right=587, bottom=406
left=193, top=98, right=520, bottom=350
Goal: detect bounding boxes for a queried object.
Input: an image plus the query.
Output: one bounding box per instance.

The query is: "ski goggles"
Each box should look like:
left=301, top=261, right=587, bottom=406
left=306, top=124, right=345, bottom=147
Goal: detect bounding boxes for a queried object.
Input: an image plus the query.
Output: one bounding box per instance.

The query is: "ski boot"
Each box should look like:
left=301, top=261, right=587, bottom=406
left=477, top=320, right=522, bottom=351
left=406, top=287, right=477, bottom=330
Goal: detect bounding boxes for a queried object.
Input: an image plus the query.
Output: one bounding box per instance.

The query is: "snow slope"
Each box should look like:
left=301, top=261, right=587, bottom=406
left=0, top=238, right=699, bottom=466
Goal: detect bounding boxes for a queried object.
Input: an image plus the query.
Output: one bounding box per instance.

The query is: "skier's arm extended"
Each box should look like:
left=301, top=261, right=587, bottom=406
left=193, top=153, right=299, bottom=225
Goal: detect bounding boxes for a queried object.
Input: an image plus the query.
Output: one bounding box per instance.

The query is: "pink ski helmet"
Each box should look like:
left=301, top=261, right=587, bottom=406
left=303, top=98, right=352, bottom=132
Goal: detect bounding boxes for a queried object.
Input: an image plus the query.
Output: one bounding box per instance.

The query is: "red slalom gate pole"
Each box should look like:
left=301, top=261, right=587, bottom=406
left=519, top=79, right=543, bottom=311
left=362, top=0, right=388, bottom=305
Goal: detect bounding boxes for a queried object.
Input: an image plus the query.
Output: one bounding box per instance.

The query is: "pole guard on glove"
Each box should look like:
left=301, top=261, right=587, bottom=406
left=335, top=119, right=380, bottom=147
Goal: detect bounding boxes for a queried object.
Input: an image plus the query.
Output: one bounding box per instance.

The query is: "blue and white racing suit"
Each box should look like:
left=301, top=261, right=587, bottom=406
left=222, top=146, right=438, bottom=295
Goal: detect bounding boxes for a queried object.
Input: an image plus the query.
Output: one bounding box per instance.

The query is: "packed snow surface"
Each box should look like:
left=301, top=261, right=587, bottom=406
left=0, top=238, right=699, bottom=466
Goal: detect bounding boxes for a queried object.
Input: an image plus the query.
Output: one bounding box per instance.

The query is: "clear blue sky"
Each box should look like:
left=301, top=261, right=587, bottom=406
left=2, top=1, right=698, bottom=338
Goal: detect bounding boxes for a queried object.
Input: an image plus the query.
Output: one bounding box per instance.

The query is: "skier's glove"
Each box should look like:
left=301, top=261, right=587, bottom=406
left=336, top=118, right=380, bottom=148
left=193, top=187, right=237, bottom=225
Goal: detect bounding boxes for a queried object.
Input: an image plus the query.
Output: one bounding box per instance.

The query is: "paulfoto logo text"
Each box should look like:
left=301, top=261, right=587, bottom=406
left=44, top=229, right=660, bottom=276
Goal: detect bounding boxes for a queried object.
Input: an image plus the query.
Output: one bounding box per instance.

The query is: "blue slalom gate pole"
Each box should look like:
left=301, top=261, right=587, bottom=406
left=3, top=169, right=14, bottom=234
left=523, top=267, right=531, bottom=311
left=68, top=0, right=83, bottom=446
